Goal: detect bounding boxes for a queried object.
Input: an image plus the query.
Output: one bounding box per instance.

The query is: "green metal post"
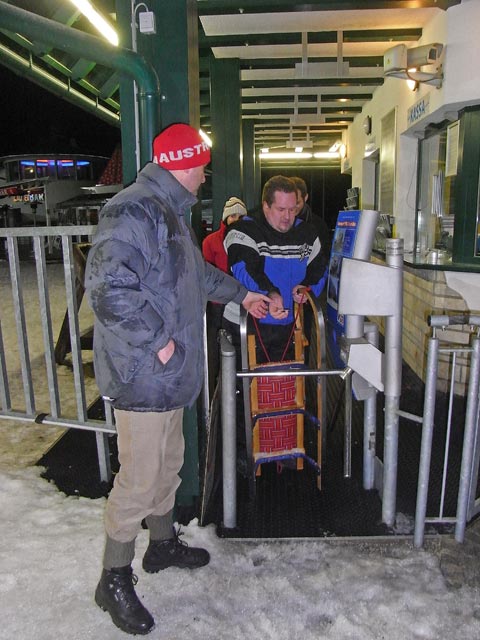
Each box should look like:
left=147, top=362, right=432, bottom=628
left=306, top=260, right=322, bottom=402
left=242, top=120, right=256, bottom=211
left=209, top=58, right=243, bottom=229
left=133, top=0, right=203, bottom=507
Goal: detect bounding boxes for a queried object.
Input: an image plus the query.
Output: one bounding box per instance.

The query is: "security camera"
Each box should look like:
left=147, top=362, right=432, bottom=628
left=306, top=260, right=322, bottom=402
left=407, top=43, right=444, bottom=68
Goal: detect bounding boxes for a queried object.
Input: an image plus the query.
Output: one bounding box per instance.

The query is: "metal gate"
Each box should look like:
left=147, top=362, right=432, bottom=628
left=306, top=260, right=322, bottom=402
left=0, top=225, right=114, bottom=481
left=414, top=314, right=480, bottom=547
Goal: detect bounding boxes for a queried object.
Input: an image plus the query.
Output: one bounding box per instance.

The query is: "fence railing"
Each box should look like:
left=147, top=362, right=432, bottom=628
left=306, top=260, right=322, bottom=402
left=0, top=225, right=114, bottom=481
left=414, top=314, right=480, bottom=547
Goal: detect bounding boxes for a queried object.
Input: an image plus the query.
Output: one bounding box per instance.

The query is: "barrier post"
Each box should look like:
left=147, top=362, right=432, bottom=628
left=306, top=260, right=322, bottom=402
left=382, top=238, right=404, bottom=527
left=220, top=331, right=237, bottom=529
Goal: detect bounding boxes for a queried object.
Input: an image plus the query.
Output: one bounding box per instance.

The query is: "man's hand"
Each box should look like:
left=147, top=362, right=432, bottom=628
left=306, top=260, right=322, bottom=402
left=158, top=339, right=175, bottom=364
left=268, top=292, right=289, bottom=320
left=292, top=286, right=308, bottom=304
left=241, top=291, right=271, bottom=318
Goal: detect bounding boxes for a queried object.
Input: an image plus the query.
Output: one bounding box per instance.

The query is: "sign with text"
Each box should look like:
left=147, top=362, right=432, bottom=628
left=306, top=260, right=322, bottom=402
left=407, top=94, right=430, bottom=126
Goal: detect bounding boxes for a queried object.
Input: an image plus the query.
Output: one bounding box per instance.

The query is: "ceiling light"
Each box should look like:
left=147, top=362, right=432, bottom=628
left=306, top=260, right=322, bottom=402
left=260, top=147, right=269, bottom=154
left=406, top=71, right=419, bottom=91
left=70, top=0, right=119, bottom=45
left=259, top=152, right=313, bottom=160
left=313, top=152, right=340, bottom=159
left=329, top=141, right=341, bottom=153
left=199, top=129, right=213, bottom=147
left=295, top=147, right=303, bottom=153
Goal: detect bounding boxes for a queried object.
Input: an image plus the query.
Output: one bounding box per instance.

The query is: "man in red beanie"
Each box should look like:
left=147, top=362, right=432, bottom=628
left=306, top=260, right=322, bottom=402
left=85, top=123, right=270, bottom=635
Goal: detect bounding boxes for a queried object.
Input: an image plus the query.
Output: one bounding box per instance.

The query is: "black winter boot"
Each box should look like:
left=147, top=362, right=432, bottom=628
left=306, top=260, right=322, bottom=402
left=95, top=565, right=154, bottom=635
left=142, top=527, right=210, bottom=573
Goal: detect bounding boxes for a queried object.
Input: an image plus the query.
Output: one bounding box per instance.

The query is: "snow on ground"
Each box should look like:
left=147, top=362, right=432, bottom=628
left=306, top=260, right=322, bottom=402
left=1, top=466, right=480, bottom=640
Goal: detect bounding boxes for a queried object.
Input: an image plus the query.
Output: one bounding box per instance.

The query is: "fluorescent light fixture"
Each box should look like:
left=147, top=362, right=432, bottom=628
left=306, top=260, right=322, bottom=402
left=260, top=148, right=269, bottom=154
left=70, top=0, right=119, bottom=46
left=295, top=147, right=303, bottom=153
left=199, top=129, right=213, bottom=147
left=259, top=152, right=313, bottom=160
left=313, top=152, right=340, bottom=159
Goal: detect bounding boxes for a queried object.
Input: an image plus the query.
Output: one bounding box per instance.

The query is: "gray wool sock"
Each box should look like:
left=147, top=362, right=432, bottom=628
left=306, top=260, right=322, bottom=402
left=103, top=535, right=136, bottom=570
left=145, top=510, right=174, bottom=542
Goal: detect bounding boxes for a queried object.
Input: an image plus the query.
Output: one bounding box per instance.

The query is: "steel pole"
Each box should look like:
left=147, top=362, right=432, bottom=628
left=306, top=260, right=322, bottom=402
left=455, top=336, right=480, bottom=542
left=363, top=322, right=379, bottom=489
left=382, top=238, right=404, bottom=527
left=414, top=335, right=439, bottom=547
left=220, top=332, right=237, bottom=529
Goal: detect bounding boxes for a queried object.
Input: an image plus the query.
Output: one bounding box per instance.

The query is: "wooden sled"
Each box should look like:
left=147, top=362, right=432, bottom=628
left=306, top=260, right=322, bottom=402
left=240, top=291, right=326, bottom=491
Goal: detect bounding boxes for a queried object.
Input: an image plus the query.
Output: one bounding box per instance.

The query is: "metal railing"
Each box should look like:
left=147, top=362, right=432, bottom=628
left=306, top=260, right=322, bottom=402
left=414, top=314, right=480, bottom=547
left=0, top=225, right=114, bottom=481
left=220, top=298, right=352, bottom=529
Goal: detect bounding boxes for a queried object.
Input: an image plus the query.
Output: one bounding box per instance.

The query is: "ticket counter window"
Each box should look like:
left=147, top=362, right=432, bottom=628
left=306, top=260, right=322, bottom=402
left=414, top=122, right=457, bottom=265
left=475, top=178, right=480, bottom=258
left=414, top=107, right=480, bottom=268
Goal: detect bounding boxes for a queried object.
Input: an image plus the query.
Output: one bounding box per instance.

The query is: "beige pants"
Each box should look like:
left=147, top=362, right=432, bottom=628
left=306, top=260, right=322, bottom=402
left=105, top=408, right=185, bottom=543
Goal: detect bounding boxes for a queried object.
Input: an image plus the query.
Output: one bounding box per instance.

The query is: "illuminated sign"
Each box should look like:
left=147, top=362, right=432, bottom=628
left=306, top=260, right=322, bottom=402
left=1, top=186, right=45, bottom=203
left=12, top=192, right=45, bottom=203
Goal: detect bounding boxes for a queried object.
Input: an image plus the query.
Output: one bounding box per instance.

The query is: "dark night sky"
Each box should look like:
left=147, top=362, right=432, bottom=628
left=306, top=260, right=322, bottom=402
left=1, top=66, right=121, bottom=159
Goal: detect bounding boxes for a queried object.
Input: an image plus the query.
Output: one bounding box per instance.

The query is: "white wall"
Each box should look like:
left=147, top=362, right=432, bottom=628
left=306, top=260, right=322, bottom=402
left=345, top=0, right=480, bottom=308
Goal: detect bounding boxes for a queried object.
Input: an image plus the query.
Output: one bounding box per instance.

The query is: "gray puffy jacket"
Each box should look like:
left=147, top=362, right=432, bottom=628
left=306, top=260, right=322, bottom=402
left=85, top=162, right=247, bottom=411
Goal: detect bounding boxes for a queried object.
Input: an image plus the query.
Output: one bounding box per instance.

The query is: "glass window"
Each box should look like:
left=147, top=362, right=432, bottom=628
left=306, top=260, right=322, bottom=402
left=6, top=161, right=20, bottom=182
left=20, top=160, right=36, bottom=180
left=414, top=123, right=457, bottom=265
left=57, top=159, right=75, bottom=180
left=475, top=177, right=480, bottom=258
left=36, top=159, right=56, bottom=179
left=76, top=160, right=92, bottom=181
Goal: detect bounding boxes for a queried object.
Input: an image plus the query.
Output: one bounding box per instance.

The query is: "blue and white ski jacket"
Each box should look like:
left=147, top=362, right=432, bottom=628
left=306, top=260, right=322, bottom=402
left=223, top=213, right=327, bottom=326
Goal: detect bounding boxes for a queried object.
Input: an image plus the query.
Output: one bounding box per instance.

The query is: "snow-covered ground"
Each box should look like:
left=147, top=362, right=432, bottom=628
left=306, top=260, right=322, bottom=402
left=1, top=466, right=480, bottom=640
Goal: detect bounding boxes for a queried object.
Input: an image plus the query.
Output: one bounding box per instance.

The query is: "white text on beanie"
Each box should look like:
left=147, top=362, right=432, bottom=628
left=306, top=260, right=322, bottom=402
left=153, top=123, right=211, bottom=170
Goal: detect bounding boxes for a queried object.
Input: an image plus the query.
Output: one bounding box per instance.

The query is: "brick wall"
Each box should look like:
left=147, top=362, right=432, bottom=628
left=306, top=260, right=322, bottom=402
left=369, top=257, right=471, bottom=395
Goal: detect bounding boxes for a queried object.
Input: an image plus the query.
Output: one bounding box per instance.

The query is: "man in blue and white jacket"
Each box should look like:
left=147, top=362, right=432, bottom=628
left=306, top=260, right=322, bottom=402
left=223, top=174, right=327, bottom=364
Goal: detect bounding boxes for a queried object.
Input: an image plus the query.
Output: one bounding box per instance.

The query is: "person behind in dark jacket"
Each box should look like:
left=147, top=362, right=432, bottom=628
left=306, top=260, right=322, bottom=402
left=85, top=123, right=270, bottom=636
left=291, top=175, right=332, bottom=260
left=202, top=196, right=247, bottom=396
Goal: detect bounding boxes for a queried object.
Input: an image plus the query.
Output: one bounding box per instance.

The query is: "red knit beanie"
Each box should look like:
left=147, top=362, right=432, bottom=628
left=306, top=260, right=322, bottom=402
left=152, top=123, right=211, bottom=170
